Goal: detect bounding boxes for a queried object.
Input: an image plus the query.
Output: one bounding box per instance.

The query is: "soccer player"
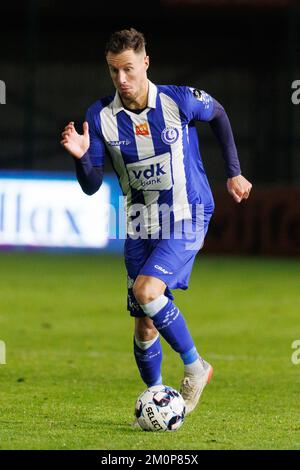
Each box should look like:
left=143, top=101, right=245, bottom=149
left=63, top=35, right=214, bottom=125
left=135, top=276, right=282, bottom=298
left=60, top=28, right=252, bottom=416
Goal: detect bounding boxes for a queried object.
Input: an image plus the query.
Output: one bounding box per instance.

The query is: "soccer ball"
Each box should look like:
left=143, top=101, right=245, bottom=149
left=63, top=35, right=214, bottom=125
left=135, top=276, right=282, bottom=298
left=134, top=385, right=186, bottom=431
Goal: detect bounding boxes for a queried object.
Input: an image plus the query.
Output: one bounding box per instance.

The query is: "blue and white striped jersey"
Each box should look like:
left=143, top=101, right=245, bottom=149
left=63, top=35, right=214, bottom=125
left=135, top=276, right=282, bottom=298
left=86, top=80, right=215, bottom=235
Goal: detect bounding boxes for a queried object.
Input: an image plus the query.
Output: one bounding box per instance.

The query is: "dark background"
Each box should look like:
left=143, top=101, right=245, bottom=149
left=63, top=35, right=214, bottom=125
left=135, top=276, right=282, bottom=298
left=0, top=0, right=299, bottom=254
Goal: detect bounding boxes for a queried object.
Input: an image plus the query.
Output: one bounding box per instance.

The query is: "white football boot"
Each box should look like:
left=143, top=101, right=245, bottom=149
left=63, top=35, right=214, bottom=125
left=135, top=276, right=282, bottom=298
left=131, top=419, right=139, bottom=427
left=180, top=358, right=213, bottom=415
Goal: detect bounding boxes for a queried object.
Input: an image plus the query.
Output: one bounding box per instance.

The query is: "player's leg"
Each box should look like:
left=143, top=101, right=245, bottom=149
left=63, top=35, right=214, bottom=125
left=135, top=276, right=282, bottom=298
left=125, top=237, right=164, bottom=388
left=133, top=274, right=202, bottom=370
left=135, top=315, right=158, bottom=342
left=132, top=227, right=213, bottom=414
left=134, top=316, right=163, bottom=387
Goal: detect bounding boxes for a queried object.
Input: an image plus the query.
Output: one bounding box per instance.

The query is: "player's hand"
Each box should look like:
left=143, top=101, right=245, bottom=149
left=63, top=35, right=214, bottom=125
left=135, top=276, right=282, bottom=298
left=60, top=121, right=90, bottom=159
left=227, top=175, right=252, bottom=203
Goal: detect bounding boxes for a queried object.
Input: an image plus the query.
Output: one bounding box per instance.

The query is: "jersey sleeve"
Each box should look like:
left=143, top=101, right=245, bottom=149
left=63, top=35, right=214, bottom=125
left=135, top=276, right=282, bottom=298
left=85, top=104, right=106, bottom=166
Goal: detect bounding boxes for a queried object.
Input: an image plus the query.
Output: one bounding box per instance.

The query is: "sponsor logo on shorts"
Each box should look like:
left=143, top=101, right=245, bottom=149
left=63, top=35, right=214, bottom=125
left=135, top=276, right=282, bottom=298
left=154, top=264, right=173, bottom=275
left=127, top=276, right=135, bottom=288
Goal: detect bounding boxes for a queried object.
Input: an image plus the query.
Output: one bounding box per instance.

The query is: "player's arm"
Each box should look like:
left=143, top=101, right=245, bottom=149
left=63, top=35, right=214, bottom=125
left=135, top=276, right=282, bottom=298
left=208, top=99, right=252, bottom=203
left=182, top=87, right=252, bottom=203
left=60, top=115, right=104, bottom=195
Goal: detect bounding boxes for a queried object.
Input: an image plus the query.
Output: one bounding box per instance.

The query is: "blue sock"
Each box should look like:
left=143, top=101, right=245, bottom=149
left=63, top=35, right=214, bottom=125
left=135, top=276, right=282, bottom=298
left=134, top=335, right=163, bottom=387
left=140, top=295, right=199, bottom=364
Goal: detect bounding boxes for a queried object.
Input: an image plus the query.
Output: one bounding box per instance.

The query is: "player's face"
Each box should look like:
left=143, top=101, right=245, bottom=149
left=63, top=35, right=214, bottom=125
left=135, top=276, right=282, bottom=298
left=106, top=49, right=149, bottom=102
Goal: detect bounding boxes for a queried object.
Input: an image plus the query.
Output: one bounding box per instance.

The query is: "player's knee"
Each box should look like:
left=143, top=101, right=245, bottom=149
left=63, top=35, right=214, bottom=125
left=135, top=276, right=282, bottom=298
left=132, top=280, right=160, bottom=306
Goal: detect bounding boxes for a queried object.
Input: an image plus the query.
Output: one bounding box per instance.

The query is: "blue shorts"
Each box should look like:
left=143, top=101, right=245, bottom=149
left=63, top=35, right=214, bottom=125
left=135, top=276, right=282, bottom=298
left=125, top=214, right=213, bottom=317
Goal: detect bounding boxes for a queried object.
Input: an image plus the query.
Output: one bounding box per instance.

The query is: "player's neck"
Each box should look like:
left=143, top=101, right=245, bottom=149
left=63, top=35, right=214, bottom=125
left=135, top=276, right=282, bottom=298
left=121, top=81, right=149, bottom=111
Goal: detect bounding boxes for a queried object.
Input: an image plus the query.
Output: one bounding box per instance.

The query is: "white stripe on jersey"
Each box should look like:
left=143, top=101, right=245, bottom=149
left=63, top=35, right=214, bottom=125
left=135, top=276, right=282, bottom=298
left=129, top=112, right=155, bottom=160
left=100, top=104, right=132, bottom=230
left=160, top=92, right=191, bottom=222
left=129, top=113, right=160, bottom=234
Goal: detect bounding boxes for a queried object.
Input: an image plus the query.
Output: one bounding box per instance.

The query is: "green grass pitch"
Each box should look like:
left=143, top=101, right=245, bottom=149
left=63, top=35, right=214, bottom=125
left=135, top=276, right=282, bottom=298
left=0, top=252, right=299, bottom=450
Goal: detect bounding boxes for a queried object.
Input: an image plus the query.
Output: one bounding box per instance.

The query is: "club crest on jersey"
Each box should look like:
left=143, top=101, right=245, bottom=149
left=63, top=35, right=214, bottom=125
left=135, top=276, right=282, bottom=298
left=135, top=122, right=149, bottom=136
left=161, top=126, right=179, bottom=145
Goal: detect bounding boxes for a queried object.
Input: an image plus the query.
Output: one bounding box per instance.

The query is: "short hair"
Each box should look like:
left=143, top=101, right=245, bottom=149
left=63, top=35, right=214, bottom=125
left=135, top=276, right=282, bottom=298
left=105, top=28, right=146, bottom=55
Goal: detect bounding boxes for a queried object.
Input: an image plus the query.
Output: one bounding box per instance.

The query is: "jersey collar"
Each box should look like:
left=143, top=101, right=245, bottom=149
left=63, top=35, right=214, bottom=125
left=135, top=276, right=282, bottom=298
left=112, top=80, right=157, bottom=116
